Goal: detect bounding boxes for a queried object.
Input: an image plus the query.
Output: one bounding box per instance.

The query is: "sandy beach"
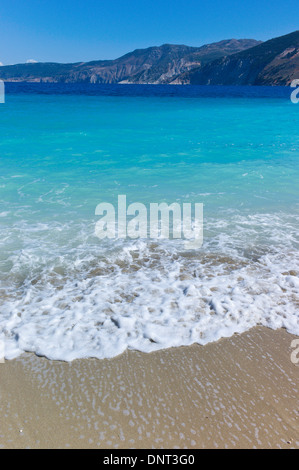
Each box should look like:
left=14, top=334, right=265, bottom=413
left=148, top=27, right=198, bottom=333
left=0, top=326, right=298, bottom=449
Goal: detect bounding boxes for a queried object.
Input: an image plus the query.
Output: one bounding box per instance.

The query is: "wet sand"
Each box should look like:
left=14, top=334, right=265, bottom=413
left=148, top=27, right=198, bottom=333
left=0, top=326, right=298, bottom=449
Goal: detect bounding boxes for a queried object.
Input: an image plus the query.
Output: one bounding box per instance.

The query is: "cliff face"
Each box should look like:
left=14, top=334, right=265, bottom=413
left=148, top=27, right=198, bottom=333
left=173, top=31, right=299, bottom=86
left=0, top=39, right=260, bottom=84
left=120, top=40, right=262, bottom=84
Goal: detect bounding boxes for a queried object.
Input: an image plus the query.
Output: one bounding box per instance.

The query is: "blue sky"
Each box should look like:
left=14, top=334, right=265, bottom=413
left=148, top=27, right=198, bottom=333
left=0, top=0, right=298, bottom=64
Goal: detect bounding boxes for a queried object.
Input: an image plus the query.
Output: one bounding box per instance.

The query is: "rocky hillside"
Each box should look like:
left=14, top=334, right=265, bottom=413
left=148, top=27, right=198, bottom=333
left=120, top=40, right=261, bottom=84
left=173, top=30, right=299, bottom=86
left=0, top=39, right=260, bottom=84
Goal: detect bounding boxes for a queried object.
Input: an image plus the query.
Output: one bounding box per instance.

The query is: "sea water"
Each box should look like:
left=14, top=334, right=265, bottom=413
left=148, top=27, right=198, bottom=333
left=0, top=83, right=298, bottom=360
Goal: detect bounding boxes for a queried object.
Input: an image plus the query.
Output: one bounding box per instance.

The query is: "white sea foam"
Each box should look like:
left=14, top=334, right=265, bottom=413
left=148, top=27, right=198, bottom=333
left=0, top=212, right=298, bottom=361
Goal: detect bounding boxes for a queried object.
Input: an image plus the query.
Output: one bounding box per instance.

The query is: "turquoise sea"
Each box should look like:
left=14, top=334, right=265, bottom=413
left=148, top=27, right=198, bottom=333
left=0, top=83, right=298, bottom=360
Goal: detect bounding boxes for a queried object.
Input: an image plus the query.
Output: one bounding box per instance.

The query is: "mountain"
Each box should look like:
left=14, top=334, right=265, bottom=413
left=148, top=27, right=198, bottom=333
left=119, top=40, right=261, bottom=84
left=173, top=30, right=299, bottom=86
left=0, top=39, right=261, bottom=84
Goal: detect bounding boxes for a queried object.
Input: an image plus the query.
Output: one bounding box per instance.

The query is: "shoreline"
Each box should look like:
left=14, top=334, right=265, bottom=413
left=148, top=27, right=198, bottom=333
left=0, top=326, right=298, bottom=449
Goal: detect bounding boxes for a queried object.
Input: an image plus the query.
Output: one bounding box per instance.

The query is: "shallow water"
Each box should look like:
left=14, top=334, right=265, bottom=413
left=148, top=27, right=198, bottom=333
left=0, top=84, right=298, bottom=360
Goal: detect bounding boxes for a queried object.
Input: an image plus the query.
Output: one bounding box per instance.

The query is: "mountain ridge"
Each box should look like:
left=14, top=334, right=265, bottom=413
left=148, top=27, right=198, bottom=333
left=0, top=31, right=298, bottom=86
left=172, top=30, right=299, bottom=86
left=0, top=39, right=261, bottom=84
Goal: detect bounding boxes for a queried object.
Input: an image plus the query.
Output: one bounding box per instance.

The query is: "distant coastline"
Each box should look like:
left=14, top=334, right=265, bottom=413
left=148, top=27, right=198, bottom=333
left=0, top=30, right=298, bottom=86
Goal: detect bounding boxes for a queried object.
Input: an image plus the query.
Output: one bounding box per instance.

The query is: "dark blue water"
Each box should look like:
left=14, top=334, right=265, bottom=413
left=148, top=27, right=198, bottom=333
left=4, top=82, right=291, bottom=99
